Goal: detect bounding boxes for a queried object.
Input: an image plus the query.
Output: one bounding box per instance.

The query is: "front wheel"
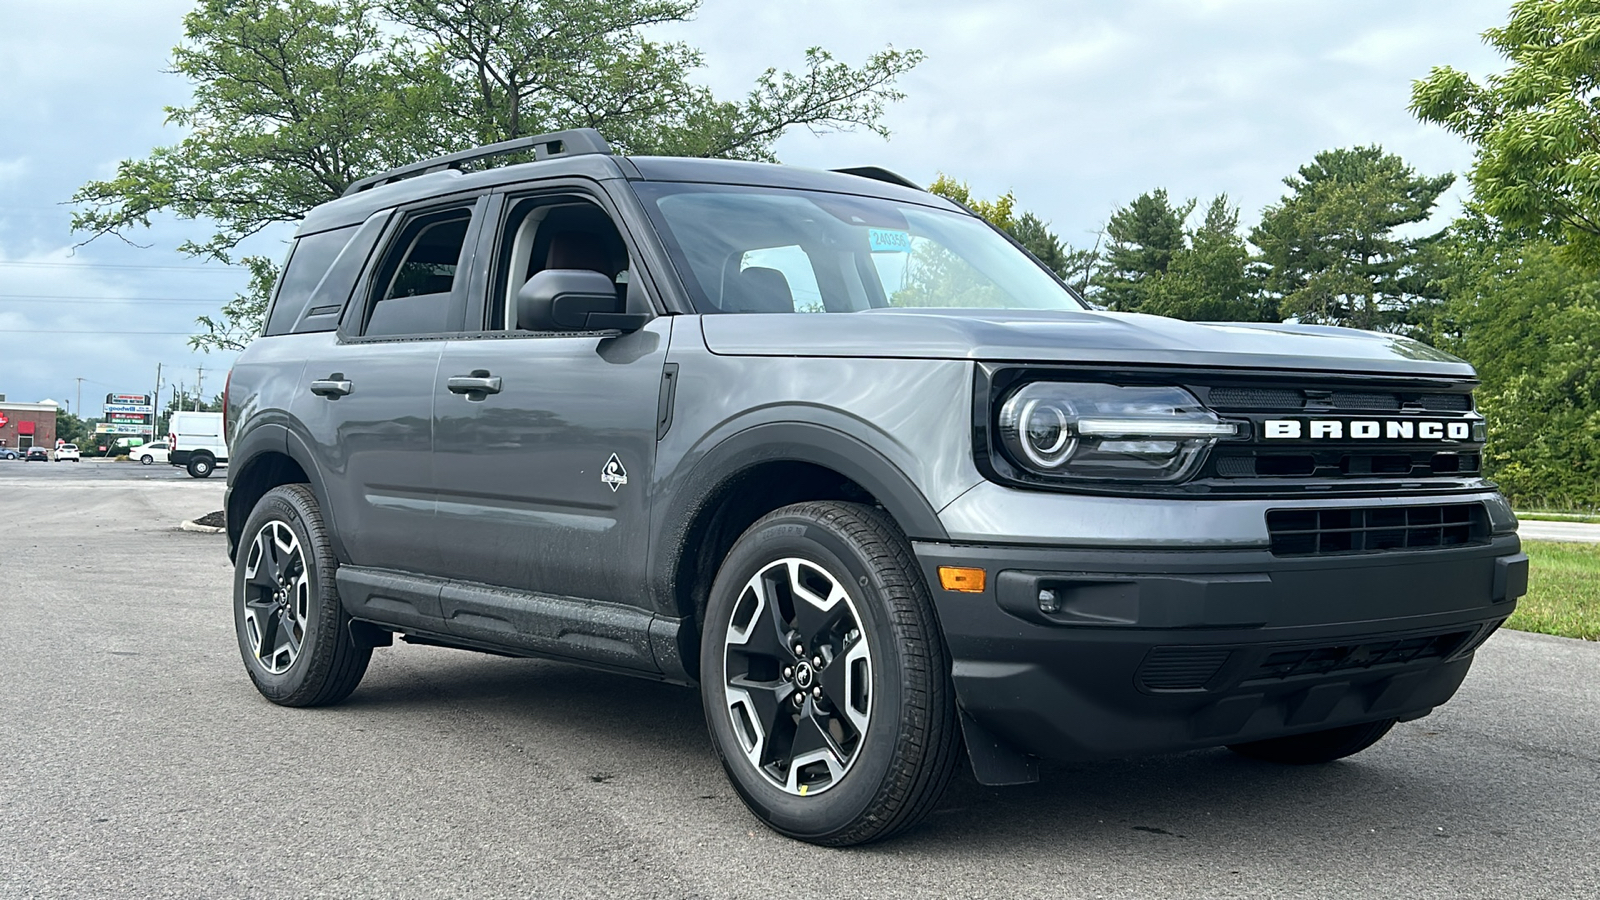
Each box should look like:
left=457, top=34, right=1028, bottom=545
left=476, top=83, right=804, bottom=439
left=1227, top=718, right=1397, bottom=764
left=233, top=484, right=370, bottom=706
left=187, top=454, right=215, bottom=478
left=700, top=501, right=960, bottom=846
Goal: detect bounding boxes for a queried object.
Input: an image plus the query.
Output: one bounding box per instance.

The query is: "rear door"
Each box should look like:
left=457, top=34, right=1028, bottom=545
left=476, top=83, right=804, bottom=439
left=292, top=194, right=488, bottom=574
left=430, top=186, right=671, bottom=606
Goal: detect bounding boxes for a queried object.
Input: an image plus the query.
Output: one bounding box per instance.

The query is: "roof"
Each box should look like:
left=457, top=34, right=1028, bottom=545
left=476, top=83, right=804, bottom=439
left=297, top=152, right=958, bottom=237
left=0, top=400, right=60, bottom=412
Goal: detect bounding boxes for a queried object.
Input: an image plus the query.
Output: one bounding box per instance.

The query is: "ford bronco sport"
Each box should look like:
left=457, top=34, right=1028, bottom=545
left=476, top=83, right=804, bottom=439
left=224, top=129, right=1528, bottom=846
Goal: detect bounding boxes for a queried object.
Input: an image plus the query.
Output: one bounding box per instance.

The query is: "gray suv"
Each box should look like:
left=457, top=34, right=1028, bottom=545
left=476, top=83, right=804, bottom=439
left=224, top=129, right=1527, bottom=845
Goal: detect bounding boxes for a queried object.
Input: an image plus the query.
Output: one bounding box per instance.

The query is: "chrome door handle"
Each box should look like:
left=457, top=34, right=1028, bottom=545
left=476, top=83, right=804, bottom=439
left=447, top=374, right=502, bottom=397
left=309, top=378, right=353, bottom=397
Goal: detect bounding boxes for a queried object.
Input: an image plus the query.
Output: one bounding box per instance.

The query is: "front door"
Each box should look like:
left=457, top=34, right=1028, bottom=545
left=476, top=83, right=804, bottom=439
left=430, top=190, right=670, bottom=605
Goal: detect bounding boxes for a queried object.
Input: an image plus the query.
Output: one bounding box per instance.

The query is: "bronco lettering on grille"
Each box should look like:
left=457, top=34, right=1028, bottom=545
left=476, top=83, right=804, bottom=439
left=1261, top=419, right=1475, bottom=441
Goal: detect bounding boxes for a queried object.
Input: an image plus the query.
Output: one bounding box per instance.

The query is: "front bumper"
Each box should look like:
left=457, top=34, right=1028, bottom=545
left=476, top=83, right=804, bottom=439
left=915, top=534, right=1526, bottom=768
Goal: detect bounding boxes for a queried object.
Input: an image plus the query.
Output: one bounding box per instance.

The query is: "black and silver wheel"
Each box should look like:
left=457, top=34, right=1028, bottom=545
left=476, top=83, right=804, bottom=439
left=140, top=455, right=153, bottom=465
left=187, top=454, right=215, bottom=478
left=233, top=484, right=370, bottom=706
left=1227, top=718, right=1397, bottom=764
left=701, top=501, right=960, bottom=846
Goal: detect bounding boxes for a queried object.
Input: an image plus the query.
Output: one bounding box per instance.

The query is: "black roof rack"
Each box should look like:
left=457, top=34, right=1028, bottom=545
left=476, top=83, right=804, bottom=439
left=830, top=166, right=923, bottom=191
left=342, top=128, right=612, bottom=197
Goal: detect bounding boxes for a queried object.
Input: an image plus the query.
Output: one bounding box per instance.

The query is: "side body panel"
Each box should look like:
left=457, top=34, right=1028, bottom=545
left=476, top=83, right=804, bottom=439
left=288, top=333, right=442, bottom=573
left=431, top=319, right=673, bottom=604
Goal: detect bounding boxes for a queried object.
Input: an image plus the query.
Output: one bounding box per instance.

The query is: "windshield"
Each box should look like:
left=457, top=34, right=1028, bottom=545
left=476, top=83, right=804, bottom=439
left=633, top=183, right=1085, bottom=314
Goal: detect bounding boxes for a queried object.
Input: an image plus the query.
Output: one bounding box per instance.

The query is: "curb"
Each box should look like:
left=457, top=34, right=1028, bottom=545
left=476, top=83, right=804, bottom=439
left=179, top=519, right=226, bottom=534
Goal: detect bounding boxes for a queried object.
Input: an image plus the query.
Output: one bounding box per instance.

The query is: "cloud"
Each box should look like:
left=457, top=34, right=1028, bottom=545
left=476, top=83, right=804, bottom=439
left=0, top=0, right=1515, bottom=407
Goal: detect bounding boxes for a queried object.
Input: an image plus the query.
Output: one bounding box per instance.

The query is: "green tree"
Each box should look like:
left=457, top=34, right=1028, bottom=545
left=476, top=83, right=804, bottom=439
left=1412, top=0, right=1600, bottom=266
left=1090, top=189, right=1194, bottom=312
left=926, top=175, right=1097, bottom=288
left=54, top=410, right=96, bottom=448
left=1250, top=146, right=1452, bottom=332
left=1141, top=196, right=1272, bottom=322
left=72, top=0, right=923, bottom=350
left=1434, top=212, right=1600, bottom=507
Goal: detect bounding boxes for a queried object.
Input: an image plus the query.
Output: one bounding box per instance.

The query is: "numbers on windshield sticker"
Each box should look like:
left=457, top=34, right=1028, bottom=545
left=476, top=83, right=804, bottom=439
left=868, top=229, right=912, bottom=253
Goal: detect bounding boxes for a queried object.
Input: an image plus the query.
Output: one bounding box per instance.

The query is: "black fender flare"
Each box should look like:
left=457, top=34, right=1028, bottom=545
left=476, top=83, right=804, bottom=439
left=648, top=420, right=949, bottom=623
left=225, top=423, right=345, bottom=564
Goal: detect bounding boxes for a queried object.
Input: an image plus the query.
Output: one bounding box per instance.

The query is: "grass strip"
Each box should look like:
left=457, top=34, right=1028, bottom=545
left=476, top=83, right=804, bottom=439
left=1506, top=540, right=1600, bottom=641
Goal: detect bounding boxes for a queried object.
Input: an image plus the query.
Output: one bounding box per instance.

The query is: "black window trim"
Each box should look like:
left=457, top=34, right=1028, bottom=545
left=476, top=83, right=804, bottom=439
left=338, top=192, right=491, bottom=344
left=453, top=179, right=671, bottom=339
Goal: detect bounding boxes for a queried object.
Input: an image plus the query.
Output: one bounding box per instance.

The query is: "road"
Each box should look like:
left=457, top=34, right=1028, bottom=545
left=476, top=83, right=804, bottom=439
left=1, top=473, right=1597, bottom=899
left=1517, top=518, right=1600, bottom=543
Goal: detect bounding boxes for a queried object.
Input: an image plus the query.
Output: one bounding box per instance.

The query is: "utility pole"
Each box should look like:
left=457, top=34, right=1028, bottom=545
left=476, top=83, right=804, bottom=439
left=75, top=377, right=83, bottom=418
left=152, top=363, right=163, bottom=447
left=195, top=367, right=205, bottom=411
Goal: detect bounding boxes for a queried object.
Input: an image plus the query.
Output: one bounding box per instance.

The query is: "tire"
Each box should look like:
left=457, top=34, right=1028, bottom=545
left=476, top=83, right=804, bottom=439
left=233, top=484, right=371, bottom=707
left=700, top=501, right=960, bottom=846
left=1227, top=718, right=1397, bottom=764
left=140, top=455, right=153, bottom=465
left=187, top=454, right=215, bottom=478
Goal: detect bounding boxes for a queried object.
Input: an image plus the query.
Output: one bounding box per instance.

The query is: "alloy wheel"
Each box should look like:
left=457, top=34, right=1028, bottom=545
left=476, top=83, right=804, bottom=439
left=242, top=521, right=310, bottom=674
left=722, top=558, right=873, bottom=796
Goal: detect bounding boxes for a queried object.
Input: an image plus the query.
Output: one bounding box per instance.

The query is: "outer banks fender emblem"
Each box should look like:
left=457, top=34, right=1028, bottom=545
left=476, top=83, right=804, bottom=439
left=601, top=453, right=629, bottom=492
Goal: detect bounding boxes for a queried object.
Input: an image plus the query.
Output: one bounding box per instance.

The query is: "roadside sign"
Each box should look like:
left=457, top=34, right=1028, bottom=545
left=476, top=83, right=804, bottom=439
left=106, top=393, right=152, bottom=406
left=104, top=404, right=153, bottom=414
left=95, top=423, right=147, bottom=435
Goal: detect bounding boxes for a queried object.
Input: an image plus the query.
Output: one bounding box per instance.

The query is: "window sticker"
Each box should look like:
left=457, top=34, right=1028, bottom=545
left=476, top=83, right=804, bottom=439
left=868, top=228, right=913, bottom=253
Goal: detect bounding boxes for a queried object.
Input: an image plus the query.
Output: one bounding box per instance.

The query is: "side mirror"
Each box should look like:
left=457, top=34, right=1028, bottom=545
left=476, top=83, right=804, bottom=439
left=516, top=269, right=647, bottom=333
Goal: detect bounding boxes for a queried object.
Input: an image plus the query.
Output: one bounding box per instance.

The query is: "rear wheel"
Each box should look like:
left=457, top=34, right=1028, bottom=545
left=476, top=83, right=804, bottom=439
left=1227, top=718, right=1397, bottom=764
left=233, top=484, right=370, bottom=706
left=187, top=453, right=215, bottom=478
left=140, top=455, right=153, bottom=465
left=700, top=501, right=960, bottom=846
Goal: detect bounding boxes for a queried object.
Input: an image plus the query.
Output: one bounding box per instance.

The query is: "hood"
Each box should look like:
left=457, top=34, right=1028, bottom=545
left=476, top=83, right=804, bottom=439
left=699, top=308, right=1475, bottom=378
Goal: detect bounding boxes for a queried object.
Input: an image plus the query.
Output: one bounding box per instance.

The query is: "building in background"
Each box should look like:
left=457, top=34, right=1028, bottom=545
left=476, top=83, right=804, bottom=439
left=0, top=397, right=59, bottom=452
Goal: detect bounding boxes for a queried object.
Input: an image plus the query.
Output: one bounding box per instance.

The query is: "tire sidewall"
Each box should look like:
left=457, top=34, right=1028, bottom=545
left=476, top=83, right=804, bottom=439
left=701, top=509, right=915, bottom=841
left=233, top=487, right=337, bottom=703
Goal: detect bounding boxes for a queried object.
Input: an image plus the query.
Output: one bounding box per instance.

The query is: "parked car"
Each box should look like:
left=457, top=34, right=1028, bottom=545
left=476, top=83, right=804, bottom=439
left=55, top=444, right=80, bottom=462
left=169, top=412, right=227, bottom=477
left=0, top=447, right=18, bottom=460
left=222, top=129, right=1526, bottom=846
left=135, top=441, right=169, bottom=465
left=25, top=446, right=50, bottom=461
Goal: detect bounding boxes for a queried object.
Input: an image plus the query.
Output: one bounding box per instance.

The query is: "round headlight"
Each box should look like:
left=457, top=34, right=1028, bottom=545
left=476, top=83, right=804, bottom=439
left=1017, top=397, right=1075, bottom=468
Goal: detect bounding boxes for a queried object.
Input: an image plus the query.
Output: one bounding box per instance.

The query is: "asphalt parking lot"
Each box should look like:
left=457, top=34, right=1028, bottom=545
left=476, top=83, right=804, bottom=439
left=1, top=476, right=1596, bottom=899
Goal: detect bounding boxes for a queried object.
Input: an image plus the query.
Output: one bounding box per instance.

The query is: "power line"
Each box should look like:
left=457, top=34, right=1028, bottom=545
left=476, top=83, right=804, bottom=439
left=0, top=329, right=203, bottom=335
left=0, top=295, right=227, bottom=304
left=0, top=260, right=246, bottom=273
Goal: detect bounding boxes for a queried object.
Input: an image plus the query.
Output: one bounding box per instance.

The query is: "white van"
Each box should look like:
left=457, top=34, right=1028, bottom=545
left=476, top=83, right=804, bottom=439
left=168, top=411, right=227, bottom=478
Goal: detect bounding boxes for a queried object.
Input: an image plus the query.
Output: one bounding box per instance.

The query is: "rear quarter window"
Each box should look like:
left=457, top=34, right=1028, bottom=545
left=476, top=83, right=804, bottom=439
left=263, top=226, right=358, bottom=336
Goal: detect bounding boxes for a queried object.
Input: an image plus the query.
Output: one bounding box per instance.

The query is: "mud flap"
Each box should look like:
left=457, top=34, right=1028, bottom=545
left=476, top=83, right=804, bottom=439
left=959, top=709, right=1039, bottom=785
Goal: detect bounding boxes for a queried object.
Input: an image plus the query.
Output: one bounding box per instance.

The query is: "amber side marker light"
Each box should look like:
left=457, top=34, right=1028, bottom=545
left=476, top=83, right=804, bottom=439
left=938, top=566, right=987, bottom=593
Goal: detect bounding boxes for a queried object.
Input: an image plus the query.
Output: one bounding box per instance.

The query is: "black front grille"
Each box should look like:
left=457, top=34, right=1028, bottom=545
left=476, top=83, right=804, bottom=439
left=1266, top=503, right=1489, bottom=556
left=1205, top=387, right=1472, bottom=412
left=1216, top=450, right=1482, bottom=480
left=1244, top=630, right=1474, bottom=683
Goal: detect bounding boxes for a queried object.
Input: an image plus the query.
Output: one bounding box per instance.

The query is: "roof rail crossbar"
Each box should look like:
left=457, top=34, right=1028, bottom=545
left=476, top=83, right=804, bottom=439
left=342, top=128, right=612, bottom=197
left=830, top=166, right=924, bottom=191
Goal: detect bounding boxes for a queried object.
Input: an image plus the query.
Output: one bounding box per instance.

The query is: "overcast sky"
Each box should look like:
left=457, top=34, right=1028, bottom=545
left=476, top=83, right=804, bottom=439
left=0, top=0, right=1510, bottom=417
